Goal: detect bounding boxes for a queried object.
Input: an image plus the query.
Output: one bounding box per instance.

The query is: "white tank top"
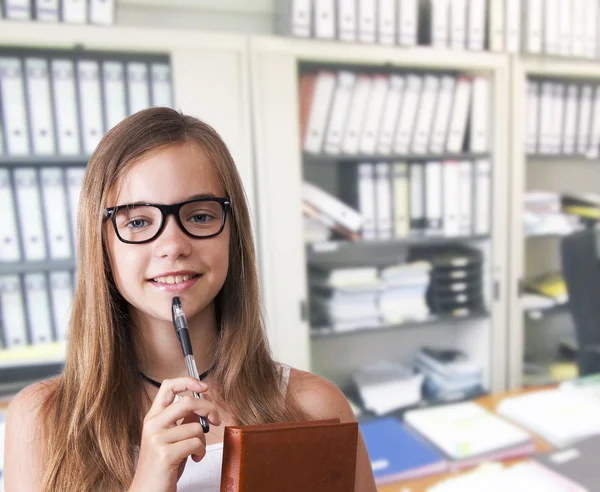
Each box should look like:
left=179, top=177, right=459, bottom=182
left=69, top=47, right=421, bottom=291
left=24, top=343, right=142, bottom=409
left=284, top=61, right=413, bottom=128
left=175, top=363, right=291, bottom=492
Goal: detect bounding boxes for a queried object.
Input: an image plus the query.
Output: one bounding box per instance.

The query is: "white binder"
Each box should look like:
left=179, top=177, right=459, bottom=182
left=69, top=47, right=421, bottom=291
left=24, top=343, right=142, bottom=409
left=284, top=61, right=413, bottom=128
left=14, top=168, right=47, bottom=261
left=488, top=0, right=505, bottom=51
left=378, top=0, right=397, bottom=45
left=571, top=0, right=586, bottom=57
left=446, top=76, right=472, bottom=153
left=358, top=163, right=377, bottom=240
left=393, top=74, right=422, bottom=154
left=409, top=163, right=424, bottom=234
left=40, top=168, right=72, bottom=260
left=550, top=83, right=565, bottom=155
left=5, top=0, right=31, bottom=19
left=77, top=60, right=104, bottom=155
left=102, top=61, right=127, bottom=131
left=314, top=0, right=335, bottom=39
left=49, top=271, right=73, bottom=342
left=430, top=75, right=456, bottom=154
left=505, top=0, right=521, bottom=53
left=127, top=61, right=151, bottom=115
left=474, top=159, right=491, bottom=235
left=442, top=160, right=460, bottom=237
left=303, top=181, right=363, bottom=232
left=23, top=273, right=54, bottom=345
left=583, top=0, right=598, bottom=58
left=62, top=0, right=87, bottom=23
left=358, top=0, right=376, bottom=43
left=51, top=59, right=81, bottom=156
left=25, top=58, right=56, bottom=155
left=544, top=0, right=559, bottom=55
left=376, top=75, right=405, bottom=155
left=0, top=275, right=28, bottom=349
left=588, top=85, right=600, bottom=158
left=577, top=84, right=593, bottom=155
left=341, top=75, right=372, bottom=154
left=526, top=80, right=540, bottom=155
left=323, top=71, right=355, bottom=155
left=558, top=0, right=572, bottom=56
left=35, top=0, right=59, bottom=21
left=538, top=81, right=554, bottom=154
left=89, top=0, right=114, bottom=24
left=392, top=162, right=409, bottom=238
left=412, top=75, right=440, bottom=154
left=450, top=0, right=467, bottom=50
left=303, top=71, right=336, bottom=154
left=469, top=76, right=490, bottom=153
left=457, top=160, right=473, bottom=235
left=66, top=167, right=86, bottom=245
left=524, top=0, right=543, bottom=54
left=397, top=0, right=418, bottom=46
left=359, top=74, right=389, bottom=154
left=431, top=0, right=450, bottom=48
left=150, top=63, right=173, bottom=108
left=338, top=0, right=357, bottom=41
left=0, top=169, right=21, bottom=262
left=0, top=57, right=30, bottom=155
left=467, top=0, right=486, bottom=50
left=375, top=163, right=393, bottom=239
left=425, top=161, right=443, bottom=235
left=562, top=84, right=579, bottom=155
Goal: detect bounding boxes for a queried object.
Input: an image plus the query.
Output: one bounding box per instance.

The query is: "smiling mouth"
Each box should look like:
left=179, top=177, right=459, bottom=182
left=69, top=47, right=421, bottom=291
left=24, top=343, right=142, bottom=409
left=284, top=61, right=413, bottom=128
left=150, top=274, right=200, bottom=285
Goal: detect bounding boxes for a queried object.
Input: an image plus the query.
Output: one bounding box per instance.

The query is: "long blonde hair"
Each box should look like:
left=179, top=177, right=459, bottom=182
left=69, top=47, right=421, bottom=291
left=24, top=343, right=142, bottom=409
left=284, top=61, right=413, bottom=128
left=39, top=108, right=305, bottom=491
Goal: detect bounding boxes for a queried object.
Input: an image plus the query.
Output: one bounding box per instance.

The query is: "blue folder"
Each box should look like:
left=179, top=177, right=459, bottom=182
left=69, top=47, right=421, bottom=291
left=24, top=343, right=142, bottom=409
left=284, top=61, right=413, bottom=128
left=359, top=417, right=447, bottom=484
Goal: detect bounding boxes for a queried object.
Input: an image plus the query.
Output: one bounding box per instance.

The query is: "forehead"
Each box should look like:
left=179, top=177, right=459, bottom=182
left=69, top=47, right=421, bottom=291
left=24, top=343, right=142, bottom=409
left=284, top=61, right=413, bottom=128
left=111, top=141, right=225, bottom=205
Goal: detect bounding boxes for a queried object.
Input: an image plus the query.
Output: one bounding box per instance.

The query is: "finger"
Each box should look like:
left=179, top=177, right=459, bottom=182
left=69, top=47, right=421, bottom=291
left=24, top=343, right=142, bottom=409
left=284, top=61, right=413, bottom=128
left=160, top=422, right=207, bottom=447
left=153, top=395, right=221, bottom=429
left=146, top=378, right=207, bottom=419
left=169, top=437, right=207, bottom=465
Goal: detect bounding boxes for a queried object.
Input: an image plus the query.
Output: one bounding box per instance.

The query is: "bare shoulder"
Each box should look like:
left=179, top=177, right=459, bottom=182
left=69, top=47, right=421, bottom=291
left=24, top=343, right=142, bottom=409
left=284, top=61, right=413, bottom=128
left=287, top=368, right=355, bottom=422
left=7, top=376, right=59, bottom=424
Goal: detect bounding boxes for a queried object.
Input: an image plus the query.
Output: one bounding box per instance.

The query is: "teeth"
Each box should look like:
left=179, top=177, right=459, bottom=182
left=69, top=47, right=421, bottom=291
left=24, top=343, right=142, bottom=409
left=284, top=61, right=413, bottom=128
left=153, top=274, right=195, bottom=284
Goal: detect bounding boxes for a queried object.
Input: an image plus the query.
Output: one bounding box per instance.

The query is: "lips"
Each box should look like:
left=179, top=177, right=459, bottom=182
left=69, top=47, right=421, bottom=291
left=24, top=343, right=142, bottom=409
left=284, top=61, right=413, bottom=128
left=150, top=273, right=200, bottom=285
left=148, top=273, right=201, bottom=293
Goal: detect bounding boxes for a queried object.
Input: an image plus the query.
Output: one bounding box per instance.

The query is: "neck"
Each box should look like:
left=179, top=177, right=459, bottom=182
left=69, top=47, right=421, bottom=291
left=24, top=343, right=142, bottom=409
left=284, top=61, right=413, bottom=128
left=131, top=302, right=218, bottom=382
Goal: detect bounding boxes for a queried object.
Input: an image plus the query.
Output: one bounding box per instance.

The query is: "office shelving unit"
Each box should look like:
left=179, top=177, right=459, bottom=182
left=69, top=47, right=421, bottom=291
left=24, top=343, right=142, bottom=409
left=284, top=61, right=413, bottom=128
left=0, top=20, right=255, bottom=394
left=508, top=56, right=600, bottom=389
left=249, top=36, right=510, bottom=393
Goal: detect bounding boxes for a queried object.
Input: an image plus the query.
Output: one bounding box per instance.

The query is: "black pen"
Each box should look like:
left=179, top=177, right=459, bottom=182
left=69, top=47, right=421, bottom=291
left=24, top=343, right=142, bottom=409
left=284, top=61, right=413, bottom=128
left=171, top=296, right=209, bottom=434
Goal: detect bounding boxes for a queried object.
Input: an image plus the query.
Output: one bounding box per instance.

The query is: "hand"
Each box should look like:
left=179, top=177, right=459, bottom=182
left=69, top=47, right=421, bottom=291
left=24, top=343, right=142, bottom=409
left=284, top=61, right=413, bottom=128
left=129, top=377, right=221, bottom=492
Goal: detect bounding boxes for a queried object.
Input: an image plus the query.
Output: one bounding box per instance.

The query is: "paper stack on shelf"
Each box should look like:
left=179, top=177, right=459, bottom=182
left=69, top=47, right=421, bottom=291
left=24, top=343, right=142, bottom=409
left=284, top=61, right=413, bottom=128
left=524, top=191, right=583, bottom=237
left=352, top=360, right=423, bottom=415
left=414, top=347, right=484, bottom=402
left=404, top=401, right=535, bottom=471
left=379, top=261, right=431, bottom=324
left=497, top=388, right=600, bottom=448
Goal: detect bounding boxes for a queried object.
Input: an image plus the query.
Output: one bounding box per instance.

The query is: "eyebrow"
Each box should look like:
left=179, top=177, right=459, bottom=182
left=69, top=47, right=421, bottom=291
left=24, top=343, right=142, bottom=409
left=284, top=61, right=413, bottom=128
left=112, top=193, right=221, bottom=208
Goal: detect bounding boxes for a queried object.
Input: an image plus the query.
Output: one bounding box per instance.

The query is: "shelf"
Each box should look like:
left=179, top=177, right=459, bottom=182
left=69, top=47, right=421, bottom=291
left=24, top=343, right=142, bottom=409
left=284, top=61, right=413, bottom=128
left=307, top=236, right=489, bottom=268
left=0, top=342, right=66, bottom=369
left=526, top=153, right=600, bottom=162
left=310, top=310, right=490, bottom=339
left=0, top=155, right=89, bottom=167
left=0, top=259, right=76, bottom=275
left=303, top=152, right=491, bottom=164
left=523, top=303, right=570, bottom=320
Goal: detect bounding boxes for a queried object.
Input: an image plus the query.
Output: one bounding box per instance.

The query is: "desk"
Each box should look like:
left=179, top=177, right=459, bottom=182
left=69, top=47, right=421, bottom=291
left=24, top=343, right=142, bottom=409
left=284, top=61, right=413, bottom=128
left=376, top=386, right=555, bottom=492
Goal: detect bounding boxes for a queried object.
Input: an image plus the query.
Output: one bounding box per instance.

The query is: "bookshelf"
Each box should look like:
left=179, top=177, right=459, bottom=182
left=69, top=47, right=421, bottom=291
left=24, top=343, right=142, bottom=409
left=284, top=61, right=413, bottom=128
left=0, top=21, right=255, bottom=393
left=249, top=36, right=510, bottom=394
left=508, top=56, right=600, bottom=390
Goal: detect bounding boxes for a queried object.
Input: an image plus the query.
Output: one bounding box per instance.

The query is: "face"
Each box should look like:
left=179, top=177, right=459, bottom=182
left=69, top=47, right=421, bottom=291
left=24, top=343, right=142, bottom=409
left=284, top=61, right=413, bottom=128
left=105, top=141, right=230, bottom=326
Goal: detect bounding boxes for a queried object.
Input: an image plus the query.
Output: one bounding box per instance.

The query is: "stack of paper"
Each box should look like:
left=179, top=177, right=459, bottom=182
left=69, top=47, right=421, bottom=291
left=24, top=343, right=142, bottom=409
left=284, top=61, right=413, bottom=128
left=360, top=417, right=447, bottom=485
left=497, top=389, right=600, bottom=448
left=379, top=262, right=431, bottom=324
left=404, top=401, right=535, bottom=471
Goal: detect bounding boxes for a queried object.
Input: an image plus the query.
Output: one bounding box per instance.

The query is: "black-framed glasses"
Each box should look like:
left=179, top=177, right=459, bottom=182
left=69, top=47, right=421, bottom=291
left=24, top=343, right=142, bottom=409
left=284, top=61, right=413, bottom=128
left=104, top=197, right=231, bottom=244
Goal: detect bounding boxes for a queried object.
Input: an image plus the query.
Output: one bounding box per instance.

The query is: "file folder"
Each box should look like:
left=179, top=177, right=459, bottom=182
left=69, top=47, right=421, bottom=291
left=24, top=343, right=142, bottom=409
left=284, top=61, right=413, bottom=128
left=0, top=57, right=30, bottom=155
left=77, top=60, right=104, bottom=155
left=378, top=0, right=397, bottom=45
left=358, top=0, right=376, bottom=43
left=23, top=273, right=54, bottom=345
left=102, top=61, right=128, bottom=131
left=314, top=0, right=335, bottom=39
left=65, top=167, right=86, bottom=247
left=5, top=0, right=32, bottom=19
left=0, top=275, right=29, bottom=348
left=0, top=169, right=21, bottom=262
left=89, top=0, right=114, bottom=24
left=40, top=168, right=72, bottom=260
left=13, top=168, right=47, bottom=261
left=62, top=0, right=87, bottom=23
left=25, top=57, right=56, bottom=155
left=51, top=59, right=81, bottom=155
left=35, top=0, right=59, bottom=21
left=150, top=63, right=173, bottom=108
left=324, top=71, right=356, bottom=155
left=338, top=0, right=357, bottom=41
left=49, top=271, right=73, bottom=342
left=127, top=61, right=151, bottom=115
left=375, top=163, right=393, bottom=239
left=398, top=0, right=418, bottom=46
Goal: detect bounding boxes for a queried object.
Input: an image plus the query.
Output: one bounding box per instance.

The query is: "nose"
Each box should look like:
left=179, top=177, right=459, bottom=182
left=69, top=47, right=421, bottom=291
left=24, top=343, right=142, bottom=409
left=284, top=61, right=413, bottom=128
left=152, top=215, right=193, bottom=260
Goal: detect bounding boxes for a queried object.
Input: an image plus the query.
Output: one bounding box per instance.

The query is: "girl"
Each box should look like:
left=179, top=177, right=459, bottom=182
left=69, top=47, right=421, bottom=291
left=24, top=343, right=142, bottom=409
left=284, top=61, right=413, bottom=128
left=5, top=108, right=377, bottom=492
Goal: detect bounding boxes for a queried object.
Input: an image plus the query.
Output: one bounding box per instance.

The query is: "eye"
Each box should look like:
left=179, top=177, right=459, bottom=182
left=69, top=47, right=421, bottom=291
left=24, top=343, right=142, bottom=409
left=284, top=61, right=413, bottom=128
left=189, top=213, right=214, bottom=223
left=127, top=218, right=149, bottom=229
